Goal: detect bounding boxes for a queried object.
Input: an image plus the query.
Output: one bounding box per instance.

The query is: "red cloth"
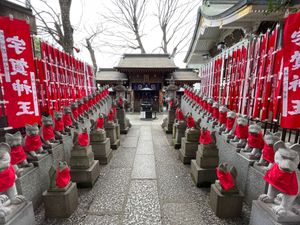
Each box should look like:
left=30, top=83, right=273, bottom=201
left=54, top=118, right=64, bottom=132
left=216, top=168, right=235, bottom=191
left=169, top=100, right=173, bottom=109
left=207, top=104, right=213, bottom=114
left=10, top=145, right=27, bottom=165
left=248, top=132, right=264, bottom=149
left=264, top=163, right=298, bottom=195
left=219, top=112, right=227, bottom=124
left=234, top=125, right=248, bottom=139
left=24, top=135, right=43, bottom=152
left=186, top=116, right=195, bottom=128
left=63, top=114, right=72, bottom=126
left=118, top=98, right=123, bottom=106
left=97, top=117, right=104, bottom=129
left=177, top=109, right=184, bottom=121
left=78, top=132, right=89, bottom=146
left=56, top=167, right=71, bottom=188
left=112, top=107, right=117, bottom=116
left=226, top=117, right=235, bottom=130
left=83, top=103, right=89, bottom=112
left=0, top=164, right=16, bottom=192
left=72, top=108, right=79, bottom=119
left=199, top=130, right=213, bottom=144
left=212, top=108, right=219, bottom=119
left=42, top=125, right=55, bottom=141
left=78, top=105, right=84, bottom=115
left=108, top=112, right=114, bottom=121
left=262, top=144, right=275, bottom=163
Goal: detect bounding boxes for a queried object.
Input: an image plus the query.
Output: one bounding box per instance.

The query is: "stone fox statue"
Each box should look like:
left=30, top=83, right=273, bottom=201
left=41, top=115, right=59, bottom=147
left=0, top=143, right=26, bottom=217
left=53, top=111, right=66, bottom=138
left=259, top=141, right=300, bottom=217
left=230, top=115, right=248, bottom=148
left=48, top=161, right=71, bottom=190
left=23, top=123, right=48, bottom=158
left=5, top=132, right=32, bottom=172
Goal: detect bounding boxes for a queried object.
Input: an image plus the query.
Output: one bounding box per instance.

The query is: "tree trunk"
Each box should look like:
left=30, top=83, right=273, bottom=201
left=162, top=25, right=168, bottom=54
left=133, top=17, right=146, bottom=53
left=86, top=38, right=98, bottom=74
left=59, top=0, right=73, bottom=55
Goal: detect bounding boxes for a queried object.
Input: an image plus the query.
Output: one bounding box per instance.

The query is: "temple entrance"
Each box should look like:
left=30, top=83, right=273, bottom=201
left=133, top=90, right=159, bottom=112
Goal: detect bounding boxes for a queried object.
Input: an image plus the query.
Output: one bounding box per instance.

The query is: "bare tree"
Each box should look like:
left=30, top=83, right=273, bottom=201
left=103, top=0, right=148, bottom=53
left=30, top=0, right=74, bottom=55
left=155, top=0, right=198, bottom=57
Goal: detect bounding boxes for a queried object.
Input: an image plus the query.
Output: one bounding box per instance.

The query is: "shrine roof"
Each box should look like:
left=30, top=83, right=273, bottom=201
left=166, top=69, right=200, bottom=82
left=115, top=54, right=178, bottom=71
left=96, top=69, right=128, bottom=81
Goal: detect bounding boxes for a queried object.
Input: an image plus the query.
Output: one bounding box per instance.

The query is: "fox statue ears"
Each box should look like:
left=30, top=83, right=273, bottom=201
left=265, top=131, right=281, bottom=138
left=25, top=123, right=38, bottom=129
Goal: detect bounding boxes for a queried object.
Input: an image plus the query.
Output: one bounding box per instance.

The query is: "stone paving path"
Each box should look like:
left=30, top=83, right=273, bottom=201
left=35, top=114, right=250, bottom=225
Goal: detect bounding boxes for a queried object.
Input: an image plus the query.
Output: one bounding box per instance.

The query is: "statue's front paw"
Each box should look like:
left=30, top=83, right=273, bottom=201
left=0, top=206, right=10, bottom=217
left=273, top=205, right=288, bottom=217
left=0, top=195, right=9, bottom=204
left=11, top=195, right=26, bottom=205
left=259, top=194, right=274, bottom=203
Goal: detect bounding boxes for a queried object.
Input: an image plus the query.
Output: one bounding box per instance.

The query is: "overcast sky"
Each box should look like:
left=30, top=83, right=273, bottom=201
left=12, top=0, right=201, bottom=68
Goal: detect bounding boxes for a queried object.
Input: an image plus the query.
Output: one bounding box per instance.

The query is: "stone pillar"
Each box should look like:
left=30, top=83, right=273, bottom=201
left=90, top=129, right=113, bottom=164
left=179, top=128, right=200, bottom=164
left=105, top=121, right=120, bottom=150
left=173, top=120, right=187, bottom=149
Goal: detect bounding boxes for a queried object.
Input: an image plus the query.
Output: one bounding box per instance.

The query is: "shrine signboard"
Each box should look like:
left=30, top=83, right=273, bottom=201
left=0, top=17, right=40, bottom=128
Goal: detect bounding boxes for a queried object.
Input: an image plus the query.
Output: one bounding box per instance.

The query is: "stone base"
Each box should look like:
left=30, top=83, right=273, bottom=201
left=173, top=139, right=181, bottom=149
left=91, top=138, right=113, bottom=164
left=209, top=184, right=243, bottom=218
left=191, top=160, right=217, bottom=187
left=180, top=137, right=198, bottom=161
left=250, top=200, right=300, bottom=225
left=43, top=182, right=78, bottom=218
left=0, top=202, right=35, bottom=225
left=111, top=139, right=120, bottom=150
left=164, top=124, right=173, bottom=134
left=178, top=148, right=193, bottom=164
left=120, top=126, right=129, bottom=134
left=71, top=160, right=100, bottom=188
left=244, top=166, right=269, bottom=204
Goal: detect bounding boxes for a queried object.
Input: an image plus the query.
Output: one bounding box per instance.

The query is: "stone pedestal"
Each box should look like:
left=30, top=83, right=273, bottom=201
left=0, top=202, right=35, bottom=225
left=209, top=183, right=243, bottom=218
left=43, top=182, right=78, bottom=218
left=164, top=109, right=176, bottom=134
left=105, top=122, right=120, bottom=150
left=173, top=121, right=186, bottom=149
left=91, top=138, right=112, bottom=164
left=179, top=137, right=198, bottom=164
left=250, top=200, right=300, bottom=225
left=244, top=166, right=268, bottom=204
left=70, top=145, right=100, bottom=188
left=191, top=144, right=219, bottom=187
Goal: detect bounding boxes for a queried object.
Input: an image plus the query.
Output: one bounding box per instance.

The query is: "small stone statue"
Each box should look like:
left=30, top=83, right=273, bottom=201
left=77, top=99, right=85, bottom=122
left=63, top=106, right=75, bottom=131
left=229, top=115, right=248, bottom=148
left=54, top=111, right=66, bottom=139
left=70, top=102, right=80, bottom=121
left=186, top=113, right=195, bottom=130
left=206, top=98, right=214, bottom=117
left=73, top=127, right=89, bottom=147
left=241, top=123, right=264, bottom=160
left=215, top=163, right=238, bottom=193
left=259, top=141, right=300, bottom=217
left=214, top=105, right=227, bottom=129
left=23, top=123, right=48, bottom=159
left=5, top=132, right=32, bottom=174
left=0, top=143, right=26, bottom=217
left=221, top=110, right=236, bottom=136
left=41, top=115, right=59, bottom=147
left=48, top=161, right=71, bottom=190
left=211, top=102, right=219, bottom=124
left=83, top=96, right=90, bottom=118
left=256, top=131, right=281, bottom=171
left=90, top=114, right=106, bottom=142
left=199, top=127, right=215, bottom=145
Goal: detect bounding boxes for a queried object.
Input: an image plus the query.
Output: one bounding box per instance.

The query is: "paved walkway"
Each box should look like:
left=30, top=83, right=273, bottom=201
left=36, top=114, right=250, bottom=225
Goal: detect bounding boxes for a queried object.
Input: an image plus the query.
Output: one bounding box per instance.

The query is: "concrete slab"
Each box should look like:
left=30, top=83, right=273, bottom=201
left=136, top=140, right=154, bottom=155
left=131, top=154, right=156, bottom=179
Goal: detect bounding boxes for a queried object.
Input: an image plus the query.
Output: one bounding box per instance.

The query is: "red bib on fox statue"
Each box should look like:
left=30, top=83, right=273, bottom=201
left=63, top=114, right=72, bottom=126
left=78, top=105, right=84, bottom=115
left=226, top=117, right=235, bottom=130
left=212, top=108, right=219, bottom=120
left=78, top=132, right=89, bottom=147
left=186, top=115, right=195, bottom=128
left=10, top=146, right=27, bottom=165
left=219, top=112, right=227, bottom=124
left=0, top=164, right=16, bottom=192
left=54, top=118, right=64, bottom=132
left=108, top=111, right=114, bottom=121
left=216, top=168, right=235, bottom=191
left=234, top=124, right=248, bottom=139
left=199, top=130, right=213, bottom=144
left=72, top=108, right=79, bottom=119
left=42, top=125, right=55, bottom=141
left=24, top=135, right=43, bottom=152
left=264, top=163, right=298, bottom=195
left=248, top=132, right=264, bottom=149
left=262, top=144, right=275, bottom=163
left=97, top=117, right=104, bottom=129
left=177, top=109, right=185, bottom=121
left=56, top=167, right=71, bottom=188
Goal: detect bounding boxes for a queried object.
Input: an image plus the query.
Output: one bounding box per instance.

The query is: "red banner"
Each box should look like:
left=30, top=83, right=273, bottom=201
left=281, top=10, right=300, bottom=128
left=0, top=17, right=40, bottom=128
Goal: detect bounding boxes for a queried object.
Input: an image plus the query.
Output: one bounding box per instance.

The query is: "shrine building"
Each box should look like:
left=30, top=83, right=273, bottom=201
left=96, top=54, right=200, bottom=112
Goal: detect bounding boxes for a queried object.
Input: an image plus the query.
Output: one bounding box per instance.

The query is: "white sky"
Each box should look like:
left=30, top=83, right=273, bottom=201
left=11, top=0, right=201, bottom=68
